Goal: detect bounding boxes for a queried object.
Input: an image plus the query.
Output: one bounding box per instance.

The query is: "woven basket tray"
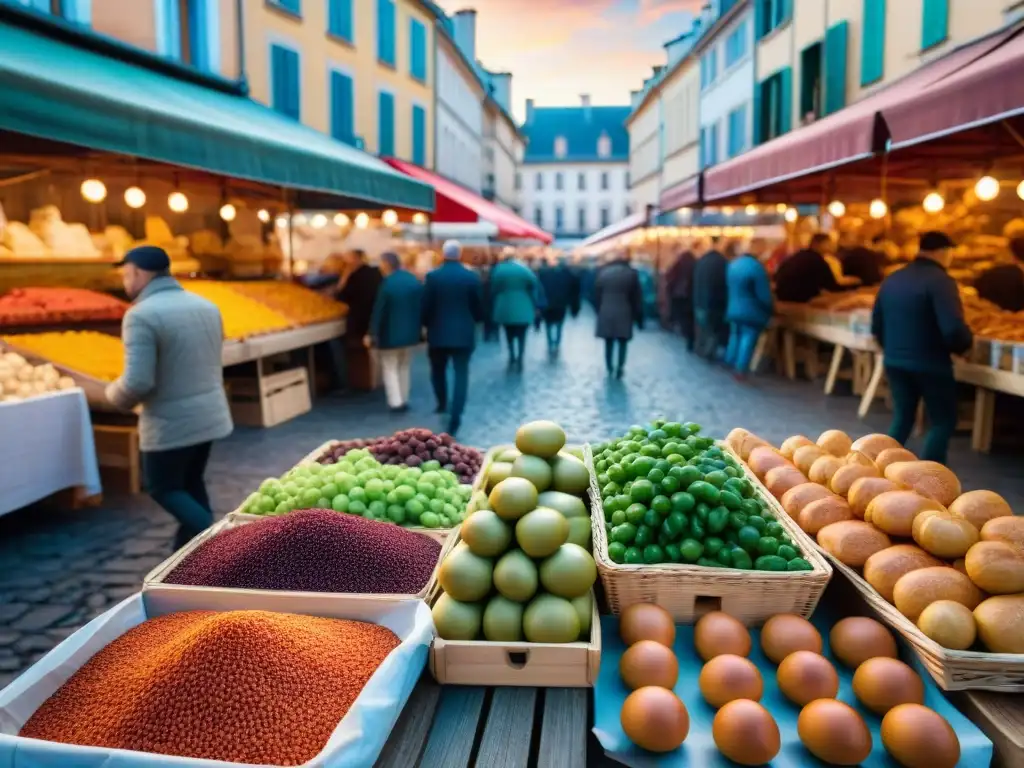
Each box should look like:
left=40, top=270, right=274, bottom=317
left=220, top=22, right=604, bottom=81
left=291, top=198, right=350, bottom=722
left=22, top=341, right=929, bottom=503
left=586, top=442, right=832, bottom=625
left=143, top=511, right=447, bottom=601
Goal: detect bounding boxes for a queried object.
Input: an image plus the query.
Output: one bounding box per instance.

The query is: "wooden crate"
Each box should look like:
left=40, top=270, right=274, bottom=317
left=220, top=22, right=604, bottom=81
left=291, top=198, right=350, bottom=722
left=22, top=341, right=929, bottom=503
left=228, top=366, right=311, bottom=428
left=93, top=424, right=140, bottom=494
left=586, top=442, right=832, bottom=625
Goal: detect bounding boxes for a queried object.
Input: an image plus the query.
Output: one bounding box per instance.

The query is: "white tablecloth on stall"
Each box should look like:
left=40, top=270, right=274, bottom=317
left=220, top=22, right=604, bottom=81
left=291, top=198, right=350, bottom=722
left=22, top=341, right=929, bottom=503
left=0, top=389, right=101, bottom=517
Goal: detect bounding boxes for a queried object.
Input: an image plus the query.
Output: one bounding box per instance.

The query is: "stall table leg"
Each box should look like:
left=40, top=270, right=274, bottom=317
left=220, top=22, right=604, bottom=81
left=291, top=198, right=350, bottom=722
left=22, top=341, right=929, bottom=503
left=972, top=387, right=996, bottom=453
left=783, top=330, right=797, bottom=381
left=858, top=354, right=886, bottom=419
left=824, top=344, right=845, bottom=395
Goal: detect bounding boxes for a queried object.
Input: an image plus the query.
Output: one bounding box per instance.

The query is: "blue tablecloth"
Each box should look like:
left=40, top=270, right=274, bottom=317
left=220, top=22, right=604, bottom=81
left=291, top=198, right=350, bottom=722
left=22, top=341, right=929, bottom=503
left=593, top=610, right=992, bottom=767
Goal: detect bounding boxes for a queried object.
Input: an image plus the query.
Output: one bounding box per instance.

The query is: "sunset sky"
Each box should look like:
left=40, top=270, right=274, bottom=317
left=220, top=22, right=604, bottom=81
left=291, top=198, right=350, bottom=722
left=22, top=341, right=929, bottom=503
left=435, top=0, right=701, bottom=121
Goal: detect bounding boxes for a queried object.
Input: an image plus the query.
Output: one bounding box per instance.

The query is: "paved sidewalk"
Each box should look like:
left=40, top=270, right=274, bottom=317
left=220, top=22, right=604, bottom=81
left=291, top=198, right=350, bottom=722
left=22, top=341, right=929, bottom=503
left=1, top=314, right=1020, bottom=685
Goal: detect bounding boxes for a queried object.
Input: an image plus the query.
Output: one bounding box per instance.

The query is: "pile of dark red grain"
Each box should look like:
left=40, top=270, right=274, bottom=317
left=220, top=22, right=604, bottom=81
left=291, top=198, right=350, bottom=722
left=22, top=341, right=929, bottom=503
left=165, top=509, right=441, bottom=594
left=20, top=610, right=400, bottom=765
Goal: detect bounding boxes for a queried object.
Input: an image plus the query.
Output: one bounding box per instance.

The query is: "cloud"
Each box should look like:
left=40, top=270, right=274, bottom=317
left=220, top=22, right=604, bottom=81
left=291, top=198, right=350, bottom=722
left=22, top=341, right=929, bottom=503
left=636, top=0, right=703, bottom=22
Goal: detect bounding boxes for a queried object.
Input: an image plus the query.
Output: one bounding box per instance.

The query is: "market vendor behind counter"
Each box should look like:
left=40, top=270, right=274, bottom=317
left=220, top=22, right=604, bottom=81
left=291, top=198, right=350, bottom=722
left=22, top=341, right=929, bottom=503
left=973, top=237, right=1024, bottom=312
left=774, top=234, right=859, bottom=303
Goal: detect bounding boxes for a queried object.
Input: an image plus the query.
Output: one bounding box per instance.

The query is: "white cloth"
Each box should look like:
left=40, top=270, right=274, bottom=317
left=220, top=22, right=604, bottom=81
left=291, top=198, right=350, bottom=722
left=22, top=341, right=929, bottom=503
left=0, top=389, right=101, bottom=517
left=379, top=347, right=413, bottom=408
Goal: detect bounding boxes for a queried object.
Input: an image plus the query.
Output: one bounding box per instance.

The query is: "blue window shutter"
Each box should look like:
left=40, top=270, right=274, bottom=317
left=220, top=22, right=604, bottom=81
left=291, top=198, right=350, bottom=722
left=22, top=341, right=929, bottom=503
left=753, top=80, right=763, bottom=144
left=922, top=0, right=948, bottom=50
left=378, top=0, right=396, bottom=66
left=271, top=45, right=300, bottom=120
left=861, top=0, right=885, bottom=85
left=824, top=21, right=849, bottom=115
left=330, top=71, right=354, bottom=143
left=188, top=0, right=209, bottom=72
left=328, top=0, right=353, bottom=42
left=410, top=19, right=426, bottom=80
left=779, top=67, right=793, bottom=134
left=378, top=91, right=395, bottom=156
left=412, top=105, right=426, bottom=165
left=274, top=0, right=301, bottom=14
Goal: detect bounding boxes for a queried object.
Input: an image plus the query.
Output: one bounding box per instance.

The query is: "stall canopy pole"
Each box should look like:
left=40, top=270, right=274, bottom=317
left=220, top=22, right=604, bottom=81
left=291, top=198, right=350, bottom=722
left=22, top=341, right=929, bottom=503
left=285, top=188, right=294, bottom=279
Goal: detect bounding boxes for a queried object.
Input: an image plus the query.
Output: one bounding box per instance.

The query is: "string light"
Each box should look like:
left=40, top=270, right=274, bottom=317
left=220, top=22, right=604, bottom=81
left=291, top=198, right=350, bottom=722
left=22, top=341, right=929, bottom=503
left=334, top=213, right=351, bottom=227
left=1018, top=180, right=1024, bottom=201
left=168, top=191, right=189, bottom=213
left=124, top=186, right=146, bottom=209
left=355, top=212, right=370, bottom=229
left=219, top=203, right=237, bottom=222
left=744, top=204, right=758, bottom=216
left=311, top=213, right=328, bottom=229
left=275, top=216, right=289, bottom=228
left=722, top=206, right=735, bottom=216
left=775, top=203, right=788, bottom=214
left=784, top=207, right=798, bottom=223
left=869, top=198, right=888, bottom=219
left=382, top=209, right=399, bottom=227
left=81, top=179, right=107, bottom=203
left=412, top=212, right=428, bottom=225
left=975, top=175, right=1000, bottom=202
left=293, top=213, right=308, bottom=226
left=257, top=209, right=271, bottom=223
left=923, top=191, right=945, bottom=213
left=827, top=200, right=846, bottom=218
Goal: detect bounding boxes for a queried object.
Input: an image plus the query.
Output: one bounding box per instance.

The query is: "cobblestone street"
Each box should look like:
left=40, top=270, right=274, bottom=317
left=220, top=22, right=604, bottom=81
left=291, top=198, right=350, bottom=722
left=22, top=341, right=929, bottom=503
left=1, top=314, right=1021, bottom=685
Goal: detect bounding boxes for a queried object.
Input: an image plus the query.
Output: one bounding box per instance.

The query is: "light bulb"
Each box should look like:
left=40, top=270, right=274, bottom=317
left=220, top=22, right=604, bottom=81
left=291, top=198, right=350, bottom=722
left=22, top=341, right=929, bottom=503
left=776, top=203, right=788, bottom=214
left=168, top=191, right=189, bottom=213
left=81, top=179, right=107, bottom=203
left=827, top=200, right=846, bottom=218
left=1018, top=180, right=1024, bottom=201
left=382, top=209, right=399, bottom=227
left=784, top=207, right=798, bottom=223
left=412, top=212, right=428, bottom=225
left=923, top=192, right=945, bottom=213
left=334, top=213, right=351, bottom=227
left=722, top=206, right=735, bottom=216
left=124, top=186, right=146, bottom=209
left=219, top=203, right=237, bottom=222
left=275, top=216, right=289, bottom=228
left=355, top=212, right=370, bottom=229
left=257, top=209, right=271, bottom=223
left=679, top=207, right=691, bottom=217
left=311, top=213, right=328, bottom=229
left=293, top=213, right=308, bottom=226
left=744, top=204, right=758, bottom=216
left=975, top=175, right=1000, bottom=202
left=869, top=198, right=888, bottom=219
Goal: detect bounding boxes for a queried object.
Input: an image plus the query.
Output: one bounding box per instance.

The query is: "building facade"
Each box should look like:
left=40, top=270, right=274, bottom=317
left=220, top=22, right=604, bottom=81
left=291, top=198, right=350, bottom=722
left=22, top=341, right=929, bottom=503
left=435, top=10, right=485, bottom=191
left=697, top=0, right=754, bottom=168
left=626, top=85, right=662, bottom=213
left=519, top=97, right=631, bottom=242
left=482, top=90, right=524, bottom=211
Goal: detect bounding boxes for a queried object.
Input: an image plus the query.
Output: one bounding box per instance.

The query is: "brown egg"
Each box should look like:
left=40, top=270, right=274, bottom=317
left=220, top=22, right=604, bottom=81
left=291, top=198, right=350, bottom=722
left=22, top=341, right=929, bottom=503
left=777, top=651, right=839, bottom=706
left=881, top=703, right=961, bottom=768
left=797, top=699, right=873, bottom=765
left=620, top=603, right=676, bottom=648
left=852, top=657, right=925, bottom=715
left=829, top=616, right=898, bottom=669
left=621, top=686, right=689, bottom=753
left=694, top=611, right=752, bottom=661
left=760, top=614, right=822, bottom=664
left=712, top=699, right=781, bottom=766
left=620, top=640, right=680, bottom=691
left=698, top=654, right=763, bottom=708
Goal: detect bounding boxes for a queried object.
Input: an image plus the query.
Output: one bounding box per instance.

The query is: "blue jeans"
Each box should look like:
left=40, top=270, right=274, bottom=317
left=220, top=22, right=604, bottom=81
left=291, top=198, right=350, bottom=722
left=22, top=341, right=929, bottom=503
left=143, top=441, right=214, bottom=549
left=428, top=347, right=471, bottom=420
left=886, top=366, right=958, bottom=465
left=545, top=319, right=564, bottom=348
left=724, top=323, right=763, bottom=374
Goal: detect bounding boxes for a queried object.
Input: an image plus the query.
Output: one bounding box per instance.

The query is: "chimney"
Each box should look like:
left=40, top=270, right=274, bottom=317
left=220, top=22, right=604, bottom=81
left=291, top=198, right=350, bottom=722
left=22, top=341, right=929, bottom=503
left=581, top=93, right=592, bottom=121
left=452, top=9, right=477, bottom=64
left=489, top=72, right=512, bottom=113
left=525, top=98, right=535, bottom=124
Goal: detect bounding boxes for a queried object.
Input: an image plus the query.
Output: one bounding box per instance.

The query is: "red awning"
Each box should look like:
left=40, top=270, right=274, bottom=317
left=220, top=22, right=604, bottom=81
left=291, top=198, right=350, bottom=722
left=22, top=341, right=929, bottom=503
left=382, top=158, right=552, bottom=243
left=577, top=211, right=649, bottom=248
left=702, top=29, right=1014, bottom=203
left=659, top=175, right=701, bottom=211
left=884, top=27, right=1024, bottom=149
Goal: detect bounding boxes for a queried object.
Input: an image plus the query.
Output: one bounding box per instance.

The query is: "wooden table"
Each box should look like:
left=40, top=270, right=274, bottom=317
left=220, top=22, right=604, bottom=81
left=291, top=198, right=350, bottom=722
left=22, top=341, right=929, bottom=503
left=954, top=361, right=1024, bottom=453
left=375, top=678, right=621, bottom=768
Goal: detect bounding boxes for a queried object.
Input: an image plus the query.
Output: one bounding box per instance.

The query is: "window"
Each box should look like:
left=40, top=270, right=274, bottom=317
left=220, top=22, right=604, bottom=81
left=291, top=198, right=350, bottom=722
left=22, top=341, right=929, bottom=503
left=824, top=21, right=849, bottom=115
left=799, top=41, right=823, bottom=122
left=534, top=206, right=543, bottom=227
left=757, top=68, right=792, bottom=143
left=757, top=0, right=791, bottom=39
left=700, top=50, right=718, bottom=90
left=861, top=0, right=886, bottom=85
left=554, top=136, right=567, bottom=158
left=597, top=134, right=611, bottom=158
left=515, top=172, right=522, bottom=190
left=329, top=70, right=355, bottom=144
left=409, top=18, right=427, bottom=81
left=378, top=90, right=395, bottom=156
left=555, top=172, right=564, bottom=191
left=267, top=0, right=301, bottom=16
left=600, top=206, right=610, bottom=229
left=700, top=123, right=720, bottom=168
left=555, top=206, right=564, bottom=232
left=921, top=0, right=947, bottom=50
left=155, top=0, right=217, bottom=70
left=578, top=172, right=586, bottom=191
left=535, top=173, right=543, bottom=191
left=270, top=43, right=301, bottom=120
left=377, top=0, right=396, bottom=66
left=412, top=104, right=427, bottom=166
left=328, top=0, right=353, bottom=42
left=577, top=206, right=587, bottom=232
left=727, top=104, right=747, bottom=158
left=624, top=204, right=633, bottom=217
left=600, top=172, right=609, bottom=191
left=724, top=19, right=749, bottom=67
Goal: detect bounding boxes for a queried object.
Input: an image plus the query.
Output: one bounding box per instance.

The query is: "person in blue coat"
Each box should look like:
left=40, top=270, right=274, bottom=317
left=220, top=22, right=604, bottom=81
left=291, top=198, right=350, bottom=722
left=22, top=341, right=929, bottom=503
left=724, top=244, right=774, bottom=379
left=368, top=252, right=424, bottom=413
left=536, top=257, right=581, bottom=354
left=489, top=253, right=544, bottom=369
left=422, top=241, right=484, bottom=436
left=872, top=231, right=973, bottom=465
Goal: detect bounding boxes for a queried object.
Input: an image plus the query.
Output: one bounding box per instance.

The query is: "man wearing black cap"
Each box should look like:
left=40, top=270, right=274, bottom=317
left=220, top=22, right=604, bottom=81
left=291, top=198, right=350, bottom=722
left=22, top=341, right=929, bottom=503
left=872, top=231, right=973, bottom=465
left=106, top=246, right=233, bottom=548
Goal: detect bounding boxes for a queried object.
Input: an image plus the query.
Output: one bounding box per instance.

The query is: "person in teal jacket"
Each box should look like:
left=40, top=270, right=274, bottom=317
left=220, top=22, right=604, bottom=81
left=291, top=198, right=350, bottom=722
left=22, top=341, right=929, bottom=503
left=489, top=255, right=544, bottom=369
left=368, top=252, right=424, bottom=413
left=724, top=246, right=774, bottom=379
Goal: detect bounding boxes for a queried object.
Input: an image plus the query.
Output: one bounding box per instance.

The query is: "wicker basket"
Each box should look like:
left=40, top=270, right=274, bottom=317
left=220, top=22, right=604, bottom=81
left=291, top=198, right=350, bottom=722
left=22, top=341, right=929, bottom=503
left=143, top=511, right=447, bottom=601
left=586, top=442, right=832, bottom=625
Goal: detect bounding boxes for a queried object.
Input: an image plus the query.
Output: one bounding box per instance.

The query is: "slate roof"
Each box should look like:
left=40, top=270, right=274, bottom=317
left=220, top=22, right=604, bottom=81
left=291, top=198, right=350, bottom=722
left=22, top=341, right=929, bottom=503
left=521, top=105, right=631, bottom=164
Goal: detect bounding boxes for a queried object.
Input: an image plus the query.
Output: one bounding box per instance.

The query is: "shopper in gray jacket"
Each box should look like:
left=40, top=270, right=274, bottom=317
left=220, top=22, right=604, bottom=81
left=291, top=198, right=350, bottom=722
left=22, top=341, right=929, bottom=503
left=106, top=246, right=233, bottom=547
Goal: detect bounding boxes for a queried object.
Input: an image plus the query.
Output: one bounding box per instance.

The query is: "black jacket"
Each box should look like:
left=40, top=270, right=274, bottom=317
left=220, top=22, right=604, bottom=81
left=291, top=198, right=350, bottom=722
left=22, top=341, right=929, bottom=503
left=775, top=249, right=841, bottom=303
left=666, top=252, right=696, bottom=299
left=692, top=250, right=728, bottom=314
left=872, top=258, right=973, bottom=373
left=840, top=246, right=885, bottom=287
left=974, top=264, right=1024, bottom=312
left=335, top=264, right=383, bottom=339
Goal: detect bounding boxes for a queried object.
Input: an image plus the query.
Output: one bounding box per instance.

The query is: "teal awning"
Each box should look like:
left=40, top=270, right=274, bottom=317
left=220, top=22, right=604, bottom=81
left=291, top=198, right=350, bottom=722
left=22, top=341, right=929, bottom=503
left=0, top=21, right=434, bottom=211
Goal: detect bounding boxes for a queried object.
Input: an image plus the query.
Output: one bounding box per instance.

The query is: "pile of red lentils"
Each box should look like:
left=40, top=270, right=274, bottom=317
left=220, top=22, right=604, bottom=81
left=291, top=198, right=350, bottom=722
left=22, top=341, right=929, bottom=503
left=20, top=610, right=400, bottom=765
left=165, top=509, right=441, bottom=594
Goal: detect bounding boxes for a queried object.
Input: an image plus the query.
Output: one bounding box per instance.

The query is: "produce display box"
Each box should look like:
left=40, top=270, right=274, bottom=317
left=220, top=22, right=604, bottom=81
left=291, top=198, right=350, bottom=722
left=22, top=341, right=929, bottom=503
left=0, top=589, right=432, bottom=768
left=585, top=442, right=832, bottom=626
left=427, top=531, right=601, bottom=688
left=143, top=511, right=448, bottom=602
left=227, top=365, right=312, bottom=428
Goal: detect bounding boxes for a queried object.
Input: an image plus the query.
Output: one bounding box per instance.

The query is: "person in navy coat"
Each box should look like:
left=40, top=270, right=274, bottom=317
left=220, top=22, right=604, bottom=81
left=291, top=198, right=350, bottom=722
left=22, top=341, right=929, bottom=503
left=536, top=257, right=581, bottom=354
left=368, top=252, right=424, bottom=413
left=422, top=241, right=484, bottom=436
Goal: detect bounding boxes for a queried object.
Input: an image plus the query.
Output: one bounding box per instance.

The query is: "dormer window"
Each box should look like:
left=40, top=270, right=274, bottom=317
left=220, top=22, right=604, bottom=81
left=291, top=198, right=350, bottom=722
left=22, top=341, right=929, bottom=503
left=597, top=133, right=611, bottom=158
left=554, top=136, right=568, bottom=158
